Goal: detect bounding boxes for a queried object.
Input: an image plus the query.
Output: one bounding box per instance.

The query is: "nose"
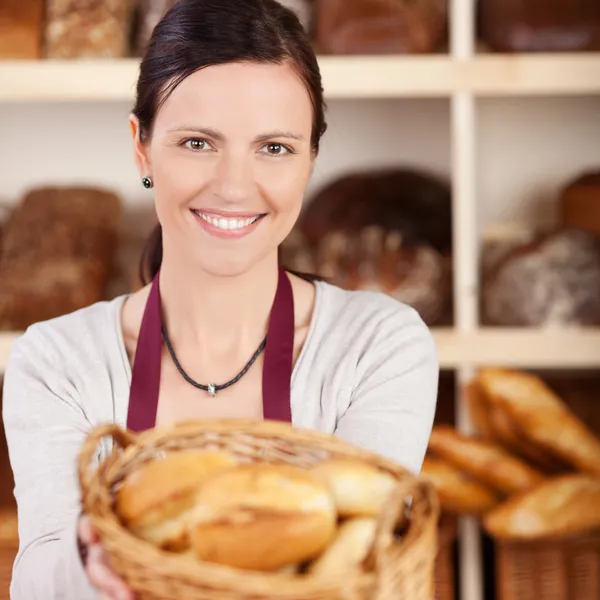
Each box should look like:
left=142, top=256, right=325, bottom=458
left=212, top=150, right=253, bottom=204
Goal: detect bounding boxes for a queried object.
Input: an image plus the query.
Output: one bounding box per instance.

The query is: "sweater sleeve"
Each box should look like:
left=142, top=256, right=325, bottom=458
left=2, top=327, right=99, bottom=600
left=334, top=305, right=439, bottom=475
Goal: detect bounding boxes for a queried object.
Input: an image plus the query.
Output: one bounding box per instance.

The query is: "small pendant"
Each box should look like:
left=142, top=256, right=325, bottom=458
left=207, top=383, right=217, bottom=397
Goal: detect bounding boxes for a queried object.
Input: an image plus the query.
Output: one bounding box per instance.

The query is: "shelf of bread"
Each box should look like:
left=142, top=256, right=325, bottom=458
left=425, top=368, right=600, bottom=600
left=2, top=54, right=600, bottom=102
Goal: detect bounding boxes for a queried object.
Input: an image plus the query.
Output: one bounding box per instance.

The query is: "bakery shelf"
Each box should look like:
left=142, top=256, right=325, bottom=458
left=2, top=328, right=600, bottom=372
left=2, top=54, right=600, bottom=102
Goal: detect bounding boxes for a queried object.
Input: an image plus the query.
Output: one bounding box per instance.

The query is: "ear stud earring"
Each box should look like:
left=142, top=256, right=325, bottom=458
left=142, top=177, right=153, bottom=189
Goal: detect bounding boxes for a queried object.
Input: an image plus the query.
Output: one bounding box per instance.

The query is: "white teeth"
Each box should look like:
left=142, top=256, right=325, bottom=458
left=194, top=210, right=260, bottom=231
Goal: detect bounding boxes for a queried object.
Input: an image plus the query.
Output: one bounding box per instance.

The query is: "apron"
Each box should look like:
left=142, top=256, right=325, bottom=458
left=125, top=266, right=295, bottom=431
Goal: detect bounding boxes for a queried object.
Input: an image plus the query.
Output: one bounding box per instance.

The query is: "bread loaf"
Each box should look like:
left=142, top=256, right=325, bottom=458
left=310, top=459, right=399, bottom=518
left=421, top=456, right=499, bottom=515
left=467, top=375, right=571, bottom=474
left=308, top=518, right=378, bottom=578
left=484, top=475, right=600, bottom=539
left=482, top=229, right=600, bottom=327
left=560, top=171, right=600, bottom=237
left=45, top=0, right=135, bottom=58
left=301, top=169, right=452, bottom=255
left=0, top=0, right=44, bottom=58
left=115, top=450, right=238, bottom=550
left=313, top=0, right=448, bottom=54
left=428, top=425, right=544, bottom=495
left=478, top=368, right=600, bottom=476
left=0, top=187, right=122, bottom=330
left=480, top=0, right=600, bottom=53
left=188, top=464, right=337, bottom=571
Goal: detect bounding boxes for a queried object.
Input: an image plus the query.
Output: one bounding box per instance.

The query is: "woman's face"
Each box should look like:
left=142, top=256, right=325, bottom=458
left=131, top=61, right=315, bottom=277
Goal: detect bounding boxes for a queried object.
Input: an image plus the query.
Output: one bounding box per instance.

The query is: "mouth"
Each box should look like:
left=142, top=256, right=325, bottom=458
left=191, top=209, right=266, bottom=231
left=190, top=209, right=266, bottom=237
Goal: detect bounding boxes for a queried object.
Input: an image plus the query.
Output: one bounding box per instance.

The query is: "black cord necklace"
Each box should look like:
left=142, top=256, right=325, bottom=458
left=161, top=324, right=267, bottom=397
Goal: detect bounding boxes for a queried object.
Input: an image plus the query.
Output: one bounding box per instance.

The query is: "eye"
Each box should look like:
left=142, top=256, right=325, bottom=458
left=182, top=138, right=210, bottom=151
left=261, top=143, right=292, bottom=156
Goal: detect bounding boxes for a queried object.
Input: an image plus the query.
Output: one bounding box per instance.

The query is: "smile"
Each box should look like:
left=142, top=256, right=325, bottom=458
left=191, top=210, right=262, bottom=231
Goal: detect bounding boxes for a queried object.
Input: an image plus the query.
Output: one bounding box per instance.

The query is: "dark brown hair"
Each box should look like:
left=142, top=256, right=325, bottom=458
left=135, top=0, right=327, bottom=285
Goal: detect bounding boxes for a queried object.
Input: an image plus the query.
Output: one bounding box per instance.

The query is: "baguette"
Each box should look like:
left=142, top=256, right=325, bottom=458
left=421, top=456, right=499, bottom=515
left=428, top=425, right=544, bottom=495
left=478, top=368, right=600, bottom=475
left=484, top=475, right=600, bottom=539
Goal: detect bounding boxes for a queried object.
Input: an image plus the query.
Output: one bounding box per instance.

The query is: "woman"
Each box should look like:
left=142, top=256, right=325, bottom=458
left=2, top=0, right=438, bottom=598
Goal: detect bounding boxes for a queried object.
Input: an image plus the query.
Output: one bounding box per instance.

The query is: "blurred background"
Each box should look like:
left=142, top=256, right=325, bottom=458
left=1, top=1, right=600, bottom=599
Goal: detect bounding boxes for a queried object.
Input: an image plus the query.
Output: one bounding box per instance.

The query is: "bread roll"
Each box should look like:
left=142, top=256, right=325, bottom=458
left=308, top=518, right=377, bottom=578
left=189, top=464, right=337, bottom=571
left=428, top=425, right=544, bottom=495
left=478, top=368, right=600, bottom=476
left=484, top=475, right=600, bottom=540
left=421, top=456, right=499, bottom=515
left=468, top=375, right=574, bottom=474
left=115, top=449, right=238, bottom=549
left=310, top=459, right=398, bottom=518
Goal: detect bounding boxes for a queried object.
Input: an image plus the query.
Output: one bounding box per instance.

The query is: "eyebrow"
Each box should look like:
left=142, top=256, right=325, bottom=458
left=168, top=126, right=305, bottom=142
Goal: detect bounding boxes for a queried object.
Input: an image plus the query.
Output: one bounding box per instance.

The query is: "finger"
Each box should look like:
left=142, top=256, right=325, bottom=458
left=78, top=514, right=99, bottom=545
left=87, top=546, right=134, bottom=600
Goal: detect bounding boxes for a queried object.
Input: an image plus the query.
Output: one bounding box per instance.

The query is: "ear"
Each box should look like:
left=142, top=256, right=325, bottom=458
left=129, top=114, right=152, bottom=178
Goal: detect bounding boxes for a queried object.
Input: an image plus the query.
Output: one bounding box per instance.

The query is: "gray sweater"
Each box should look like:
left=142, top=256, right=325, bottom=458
left=2, top=280, right=438, bottom=599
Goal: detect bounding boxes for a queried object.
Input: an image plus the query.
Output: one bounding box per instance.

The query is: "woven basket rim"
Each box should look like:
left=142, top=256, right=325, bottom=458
left=79, top=419, right=439, bottom=598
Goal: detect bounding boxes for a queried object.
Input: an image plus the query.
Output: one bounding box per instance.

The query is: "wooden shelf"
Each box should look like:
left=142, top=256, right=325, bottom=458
left=3, top=328, right=600, bottom=372
left=1, top=54, right=600, bottom=102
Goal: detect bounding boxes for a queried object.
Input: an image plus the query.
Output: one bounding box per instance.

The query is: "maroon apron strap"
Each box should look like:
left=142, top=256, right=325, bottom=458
left=262, top=266, right=294, bottom=422
left=126, top=272, right=163, bottom=432
left=126, top=266, right=294, bottom=432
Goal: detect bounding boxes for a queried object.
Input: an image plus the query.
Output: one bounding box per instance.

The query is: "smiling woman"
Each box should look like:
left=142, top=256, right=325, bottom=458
left=1, top=1, right=439, bottom=599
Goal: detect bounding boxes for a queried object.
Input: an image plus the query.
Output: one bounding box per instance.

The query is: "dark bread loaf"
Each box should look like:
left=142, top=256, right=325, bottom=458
left=313, top=0, right=448, bottom=55
left=300, top=168, right=452, bottom=255
left=479, top=0, right=600, bottom=53
left=560, top=171, right=600, bottom=237
left=0, top=187, right=122, bottom=330
left=482, top=229, right=600, bottom=327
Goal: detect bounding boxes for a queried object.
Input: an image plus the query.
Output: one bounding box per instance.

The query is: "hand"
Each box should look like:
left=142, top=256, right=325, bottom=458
left=77, top=514, right=135, bottom=600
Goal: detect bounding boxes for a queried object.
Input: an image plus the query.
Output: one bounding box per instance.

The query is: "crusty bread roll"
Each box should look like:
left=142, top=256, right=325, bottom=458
left=421, top=456, right=499, bottom=515
left=308, top=518, right=377, bottom=578
left=467, top=376, right=572, bottom=473
left=484, top=475, right=600, bottom=540
left=115, top=449, right=238, bottom=549
left=188, top=464, right=337, bottom=571
left=478, top=368, right=600, bottom=475
left=310, top=459, right=398, bottom=518
left=428, top=425, right=544, bottom=495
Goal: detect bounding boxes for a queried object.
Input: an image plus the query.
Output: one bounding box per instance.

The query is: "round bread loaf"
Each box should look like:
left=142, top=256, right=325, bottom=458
left=482, top=229, right=600, bottom=327
left=188, top=464, right=337, bottom=571
left=310, top=459, right=398, bottom=518
left=115, top=449, right=238, bottom=550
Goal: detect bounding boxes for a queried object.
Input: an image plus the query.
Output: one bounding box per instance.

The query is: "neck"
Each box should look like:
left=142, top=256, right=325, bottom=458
left=158, top=251, right=280, bottom=352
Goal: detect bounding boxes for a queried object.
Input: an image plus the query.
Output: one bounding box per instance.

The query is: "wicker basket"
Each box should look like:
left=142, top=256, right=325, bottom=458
left=78, top=419, right=439, bottom=600
left=496, top=530, right=600, bottom=600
